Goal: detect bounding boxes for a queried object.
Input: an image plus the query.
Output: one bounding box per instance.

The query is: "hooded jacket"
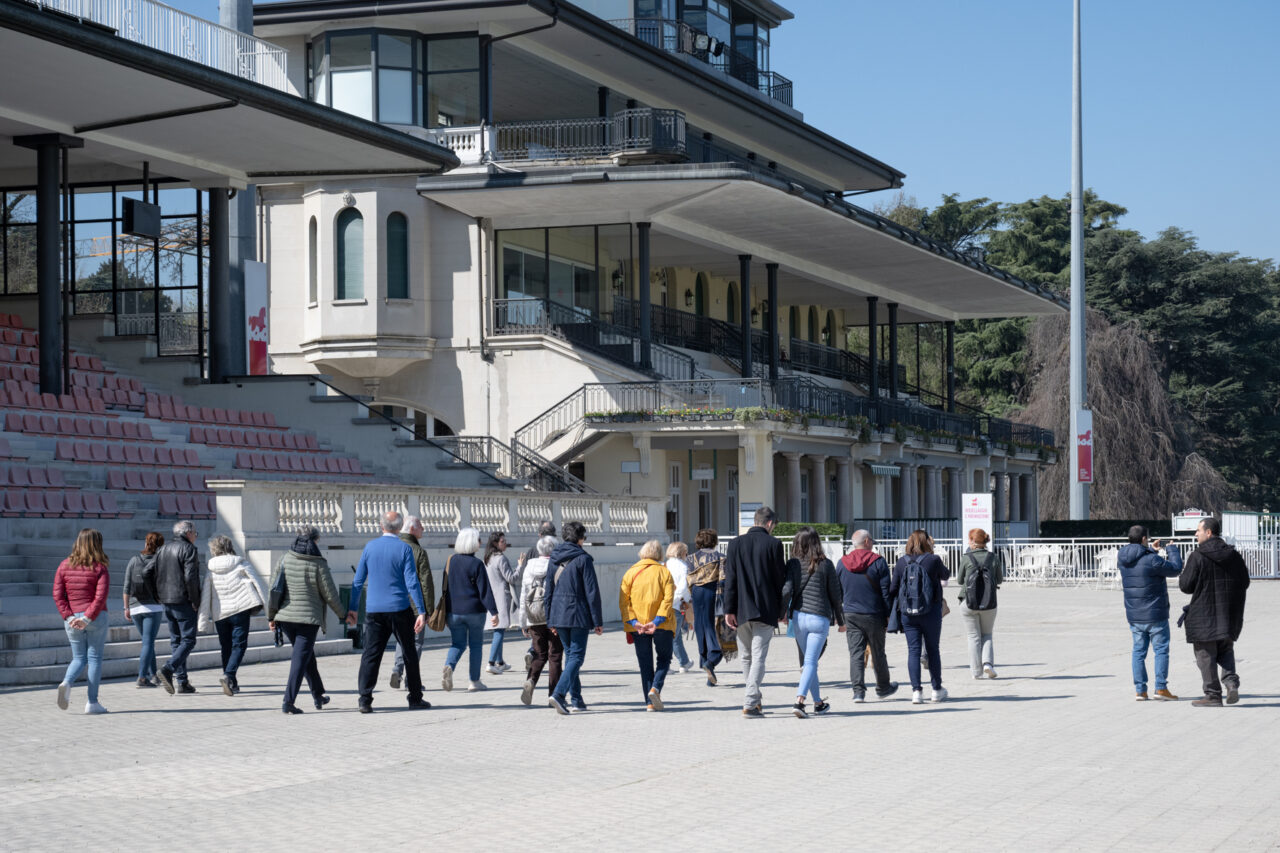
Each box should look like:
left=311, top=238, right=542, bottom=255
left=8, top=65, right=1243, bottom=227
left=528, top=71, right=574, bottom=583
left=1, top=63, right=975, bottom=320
left=1118, top=542, right=1182, bottom=623
left=545, top=541, right=603, bottom=629
left=837, top=549, right=892, bottom=617
left=198, top=554, right=269, bottom=630
left=268, top=550, right=345, bottom=630
left=1178, top=536, right=1249, bottom=643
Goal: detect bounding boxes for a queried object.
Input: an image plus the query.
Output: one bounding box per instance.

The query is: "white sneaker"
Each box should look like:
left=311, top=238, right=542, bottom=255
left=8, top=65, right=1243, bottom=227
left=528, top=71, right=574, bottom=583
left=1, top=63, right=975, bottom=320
left=486, top=665, right=502, bottom=675
left=56, top=682, right=69, bottom=711
left=468, top=680, right=488, bottom=692
left=647, top=687, right=664, bottom=711
left=931, top=687, right=949, bottom=703
left=84, top=701, right=108, bottom=715
left=498, top=662, right=512, bottom=673
left=984, top=665, right=997, bottom=679
left=911, top=689, right=924, bottom=705
left=679, top=666, right=690, bottom=673
left=441, top=665, right=453, bottom=692
left=520, top=679, right=535, bottom=706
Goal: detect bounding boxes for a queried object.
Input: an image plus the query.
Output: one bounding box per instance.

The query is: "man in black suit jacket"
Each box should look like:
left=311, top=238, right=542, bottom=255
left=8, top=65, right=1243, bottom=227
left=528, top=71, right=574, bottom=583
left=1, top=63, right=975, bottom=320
left=723, top=506, right=786, bottom=717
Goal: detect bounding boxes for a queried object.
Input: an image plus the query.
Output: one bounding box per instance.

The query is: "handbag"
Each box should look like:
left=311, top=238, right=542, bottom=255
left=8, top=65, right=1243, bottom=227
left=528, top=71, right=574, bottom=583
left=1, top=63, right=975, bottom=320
left=427, top=556, right=451, bottom=633
left=268, top=565, right=289, bottom=613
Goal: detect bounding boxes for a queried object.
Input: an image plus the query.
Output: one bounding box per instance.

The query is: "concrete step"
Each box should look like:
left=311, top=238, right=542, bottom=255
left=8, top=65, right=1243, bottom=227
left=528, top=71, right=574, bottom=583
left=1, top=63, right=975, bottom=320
left=0, top=582, right=41, bottom=597
left=0, top=637, right=353, bottom=686
left=0, top=625, right=289, bottom=668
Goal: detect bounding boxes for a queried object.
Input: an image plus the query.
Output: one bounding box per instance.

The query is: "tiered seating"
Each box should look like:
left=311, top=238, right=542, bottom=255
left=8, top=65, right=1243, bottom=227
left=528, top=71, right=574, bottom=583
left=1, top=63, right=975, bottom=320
left=190, top=425, right=320, bottom=451
left=157, top=493, right=216, bottom=519
left=0, top=490, right=128, bottom=518
left=0, top=383, right=109, bottom=415
left=0, top=465, right=68, bottom=488
left=0, top=436, right=20, bottom=459
left=4, top=412, right=157, bottom=441
left=55, top=441, right=203, bottom=468
left=107, top=470, right=206, bottom=492
left=234, top=451, right=367, bottom=477
left=146, top=393, right=281, bottom=428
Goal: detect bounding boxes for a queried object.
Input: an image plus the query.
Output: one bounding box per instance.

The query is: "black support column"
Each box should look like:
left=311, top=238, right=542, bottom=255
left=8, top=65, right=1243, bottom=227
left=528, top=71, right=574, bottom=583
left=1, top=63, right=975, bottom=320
left=738, top=254, right=752, bottom=378
left=766, top=262, right=779, bottom=383
left=208, top=188, right=231, bottom=383
left=638, top=222, right=652, bottom=370
left=14, top=134, right=82, bottom=396
left=866, top=296, right=879, bottom=400
left=946, top=320, right=956, bottom=413
left=887, top=302, right=899, bottom=399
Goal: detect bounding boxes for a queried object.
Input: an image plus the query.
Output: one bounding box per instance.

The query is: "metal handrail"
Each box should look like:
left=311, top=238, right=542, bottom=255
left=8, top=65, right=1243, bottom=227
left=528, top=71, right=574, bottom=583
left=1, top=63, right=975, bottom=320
left=433, top=434, right=594, bottom=494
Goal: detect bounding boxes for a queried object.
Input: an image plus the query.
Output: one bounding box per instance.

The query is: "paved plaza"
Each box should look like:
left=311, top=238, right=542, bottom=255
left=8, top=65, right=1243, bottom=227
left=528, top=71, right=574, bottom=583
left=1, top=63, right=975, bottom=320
left=1, top=583, right=1278, bottom=851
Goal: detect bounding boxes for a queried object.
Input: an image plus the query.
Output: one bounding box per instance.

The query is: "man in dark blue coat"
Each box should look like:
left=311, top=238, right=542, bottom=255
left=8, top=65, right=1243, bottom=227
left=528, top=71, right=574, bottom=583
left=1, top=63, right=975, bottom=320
left=1117, top=524, right=1182, bottom=701
left=544, top=521, right=603, bottom=715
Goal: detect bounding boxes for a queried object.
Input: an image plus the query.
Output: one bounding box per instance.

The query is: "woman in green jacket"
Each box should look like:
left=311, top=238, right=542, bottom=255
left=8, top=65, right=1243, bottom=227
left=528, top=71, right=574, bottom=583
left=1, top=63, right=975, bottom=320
left=956, top=528, right=1004, bottom=679
left=268, top=526, right=345, bottom=714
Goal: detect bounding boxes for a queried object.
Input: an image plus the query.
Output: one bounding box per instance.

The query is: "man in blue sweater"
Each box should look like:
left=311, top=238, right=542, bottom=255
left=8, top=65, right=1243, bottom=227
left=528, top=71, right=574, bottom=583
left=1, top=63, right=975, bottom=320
left=346, top=510, right=430, bottom=712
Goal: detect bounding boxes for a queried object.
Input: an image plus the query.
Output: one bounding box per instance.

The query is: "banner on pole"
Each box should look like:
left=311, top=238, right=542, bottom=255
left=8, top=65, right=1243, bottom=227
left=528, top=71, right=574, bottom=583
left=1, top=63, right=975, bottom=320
left=1075, top=409, right=1093, bottom=484
left=245, top=260, right=269, bottom=375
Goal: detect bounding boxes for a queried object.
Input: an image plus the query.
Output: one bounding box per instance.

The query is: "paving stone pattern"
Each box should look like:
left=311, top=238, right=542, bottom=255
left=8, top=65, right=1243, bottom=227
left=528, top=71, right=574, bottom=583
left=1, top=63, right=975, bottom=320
left=1, top=584, right=1277, bottom=851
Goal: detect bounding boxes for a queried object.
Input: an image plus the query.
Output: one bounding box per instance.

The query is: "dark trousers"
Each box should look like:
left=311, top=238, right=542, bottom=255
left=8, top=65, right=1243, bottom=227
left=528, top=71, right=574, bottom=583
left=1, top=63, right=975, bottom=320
left=163, top=602, right=198, bottom=681
left=281, top=622, right=323, bottom=707
left=527, top=624, right=563, bottom=693
left=845, top=611, right=893, bottom=694
left=215, top=610, right=252, bottom=678
left=903, top=606, right=944, bottom=690
left=690, top=583, right=723, bottom=671
left=358, top=609, right=423, bottom=706
left=1193, top=639, right=1239, bottom=700
left=633, top=628, right=674, bottom=703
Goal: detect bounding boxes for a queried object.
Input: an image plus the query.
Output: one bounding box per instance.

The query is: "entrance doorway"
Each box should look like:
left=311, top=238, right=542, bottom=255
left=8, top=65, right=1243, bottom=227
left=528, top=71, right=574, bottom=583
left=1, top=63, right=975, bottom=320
left=725, top=466, right=739, bottom=534
left=668, top=462, right=682, bottom=540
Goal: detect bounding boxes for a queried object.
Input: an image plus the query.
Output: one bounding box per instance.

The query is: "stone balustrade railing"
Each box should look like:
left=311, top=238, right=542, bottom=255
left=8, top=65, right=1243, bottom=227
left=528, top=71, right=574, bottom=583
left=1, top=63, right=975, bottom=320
left=209, top=479, right=666, bottom=552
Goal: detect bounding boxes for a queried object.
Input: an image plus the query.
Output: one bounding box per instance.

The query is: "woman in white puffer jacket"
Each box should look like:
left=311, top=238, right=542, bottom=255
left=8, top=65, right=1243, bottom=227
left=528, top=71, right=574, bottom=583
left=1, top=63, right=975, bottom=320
left=198, top=534, right=268, bottom=697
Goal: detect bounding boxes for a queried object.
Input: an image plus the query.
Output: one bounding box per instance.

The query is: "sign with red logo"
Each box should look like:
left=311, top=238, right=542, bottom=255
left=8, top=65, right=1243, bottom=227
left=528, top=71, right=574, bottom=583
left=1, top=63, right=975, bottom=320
left=245, top=261, right=269, bottom=375
left=1075, top=410, right=1093, bottom=484
left=961, top=492, right=993, bottom=543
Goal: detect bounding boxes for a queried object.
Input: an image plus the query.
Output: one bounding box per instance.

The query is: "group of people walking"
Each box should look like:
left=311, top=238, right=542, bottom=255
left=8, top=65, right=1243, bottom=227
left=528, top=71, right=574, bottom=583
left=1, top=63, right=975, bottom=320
left=49, top=507, right=1253, bottom=716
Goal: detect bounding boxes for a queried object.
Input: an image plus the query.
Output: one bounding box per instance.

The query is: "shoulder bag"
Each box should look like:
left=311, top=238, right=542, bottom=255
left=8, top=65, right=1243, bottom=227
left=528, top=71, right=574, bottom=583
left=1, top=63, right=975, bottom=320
left=427, top=555, right=451, bottom=633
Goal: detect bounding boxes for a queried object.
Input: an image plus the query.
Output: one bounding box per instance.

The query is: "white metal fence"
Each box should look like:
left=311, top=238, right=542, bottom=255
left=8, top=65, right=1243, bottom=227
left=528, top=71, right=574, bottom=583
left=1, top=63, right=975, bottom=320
left=32, top=0, right=289, bottom=90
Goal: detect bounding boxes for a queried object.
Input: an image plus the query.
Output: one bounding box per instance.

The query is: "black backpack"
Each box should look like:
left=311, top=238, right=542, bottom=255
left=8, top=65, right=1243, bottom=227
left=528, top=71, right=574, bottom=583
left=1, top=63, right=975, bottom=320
left=964, top=551, right=998, bottom=611
left=130, top=557, right=157, bottom=602
left=899, top=555, right=934, bottom=617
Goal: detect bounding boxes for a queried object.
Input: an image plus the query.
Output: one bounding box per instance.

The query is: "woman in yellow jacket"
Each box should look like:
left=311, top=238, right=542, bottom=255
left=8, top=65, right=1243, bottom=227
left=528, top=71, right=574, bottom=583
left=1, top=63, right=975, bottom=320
left=620, top=540, right=677, bottom=711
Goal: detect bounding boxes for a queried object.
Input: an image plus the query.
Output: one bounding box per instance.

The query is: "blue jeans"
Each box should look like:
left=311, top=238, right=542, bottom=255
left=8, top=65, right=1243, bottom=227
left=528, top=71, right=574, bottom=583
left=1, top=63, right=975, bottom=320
left=552, top=627, right=590, bottom=702
left=132, top=611, right=162, bottom=680
left=1130, top=620, right=1171, bottom=692
left=690, top=583, right=722, bottom=671
left=63, top=612, right=109, bottom=703
left=445, top=612, right=486, bottom=682
left=903, top=604, right=944, bottom=690
left=672, top=610, right=692, bottom=667
left=215, top=610, right=252, bottom=677
left=793, top=610, right=829, bottom=703
left=488, top=627, right=506, bottom=664
left=633, top=629, right=674, bottom=703
left=164, top=602, right=198, bottom=681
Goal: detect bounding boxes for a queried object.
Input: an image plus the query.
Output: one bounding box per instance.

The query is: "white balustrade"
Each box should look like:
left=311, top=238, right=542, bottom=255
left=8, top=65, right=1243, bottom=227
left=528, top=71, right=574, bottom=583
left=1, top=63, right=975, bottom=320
left=562, top=499, right=603, bottom=533
left=352, top=493, right=408, bottom=535
left=517, top=499, right=553, bottom=533
left=609, top=501, right=650, bottom=534
left=470, top=497, right=509, bottom=531
left=419, top=494, right=461, bottom=534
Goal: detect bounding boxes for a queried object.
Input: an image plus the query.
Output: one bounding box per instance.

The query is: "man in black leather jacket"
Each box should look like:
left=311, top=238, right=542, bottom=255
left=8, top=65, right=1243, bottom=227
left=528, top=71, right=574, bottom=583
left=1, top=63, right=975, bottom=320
left=155, top=519, right=201, bottom=694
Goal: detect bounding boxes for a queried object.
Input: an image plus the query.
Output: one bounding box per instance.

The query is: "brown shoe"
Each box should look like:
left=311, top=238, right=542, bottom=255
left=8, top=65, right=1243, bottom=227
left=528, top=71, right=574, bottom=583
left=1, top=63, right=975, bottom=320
left=1153, top=689, right=1178, bottom=701
left=1135, top=691, right=1148, bottom=701
left=1191, top=696, right=1223, bottom=707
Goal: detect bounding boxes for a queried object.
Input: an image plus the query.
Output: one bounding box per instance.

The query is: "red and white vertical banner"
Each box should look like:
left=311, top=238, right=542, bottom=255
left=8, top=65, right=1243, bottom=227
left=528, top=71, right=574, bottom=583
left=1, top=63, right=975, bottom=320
left=245, top=260, right=269, bottom=375
left=961, top=492, right=993, bottom=544
left=1074, top=409, right=1093, bottom=484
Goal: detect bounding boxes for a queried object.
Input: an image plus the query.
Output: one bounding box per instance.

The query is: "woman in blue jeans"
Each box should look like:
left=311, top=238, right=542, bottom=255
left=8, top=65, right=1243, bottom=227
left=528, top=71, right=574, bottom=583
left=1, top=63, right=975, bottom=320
left=686, top=529, right=725, bottom=685
left=121, top=532, right=164, bottom=688
left=544, top=521, right=604, bottom=715
left=442, top=527, right=498, bottom=693
left=890, top=529, right=952, bottom=705
left=783, top=528, right=844, bottom=718
left=52, top=528, right=111, bottom=714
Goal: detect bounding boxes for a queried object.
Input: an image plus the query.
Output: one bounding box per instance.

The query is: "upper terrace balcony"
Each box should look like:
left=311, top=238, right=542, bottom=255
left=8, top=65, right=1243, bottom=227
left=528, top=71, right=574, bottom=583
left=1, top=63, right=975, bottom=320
left=24, top=0, right=289, bottom=90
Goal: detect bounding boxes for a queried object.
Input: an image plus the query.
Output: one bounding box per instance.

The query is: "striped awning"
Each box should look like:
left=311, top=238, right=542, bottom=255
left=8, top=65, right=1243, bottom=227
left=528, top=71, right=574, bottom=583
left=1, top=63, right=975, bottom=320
left=867, top=463, right=901, bottom=478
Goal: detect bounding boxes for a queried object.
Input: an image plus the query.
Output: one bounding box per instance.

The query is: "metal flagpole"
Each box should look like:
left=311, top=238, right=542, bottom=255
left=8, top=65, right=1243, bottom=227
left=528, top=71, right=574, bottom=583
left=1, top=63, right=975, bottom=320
left=1069, top=0, right=1091, bottom=519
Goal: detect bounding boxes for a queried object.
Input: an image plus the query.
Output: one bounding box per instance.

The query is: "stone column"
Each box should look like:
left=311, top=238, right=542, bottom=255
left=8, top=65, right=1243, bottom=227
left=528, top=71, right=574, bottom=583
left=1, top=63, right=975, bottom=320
left=809, top=454, right=828, bottom=523
left=783, top=452, right=803, bottom=523
left=835, top=456, right=852, bottom=527
left=920, top=464, right=936, bottom=518
left=1009, top=473, right=1022, bottom=523
left=897, top=463, right=914, bottom=520
left=947, top=467, right=963, bottom=521
left=1022, top=473, right=1037, bottom=530
left=993, top=471, right=1008, bottom=522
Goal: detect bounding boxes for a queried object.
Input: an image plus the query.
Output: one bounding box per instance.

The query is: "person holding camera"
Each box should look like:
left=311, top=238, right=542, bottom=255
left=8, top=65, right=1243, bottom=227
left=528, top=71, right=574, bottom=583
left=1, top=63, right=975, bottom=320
left=1117, top=525, right=1182, bottom=701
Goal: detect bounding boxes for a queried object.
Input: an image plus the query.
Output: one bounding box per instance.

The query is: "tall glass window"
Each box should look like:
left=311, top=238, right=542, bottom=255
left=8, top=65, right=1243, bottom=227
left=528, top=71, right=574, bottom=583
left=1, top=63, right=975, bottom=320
left=425, top=35, right=480, bottom=127
left=307, top=216, right=318, bottom=303
left=329, top=34, right=373, bottom=120
left=386, top=212, right=409, bottom=299
left=336, top=208, right=364, bottom=300
left=378, top=34, right=415, bottom=125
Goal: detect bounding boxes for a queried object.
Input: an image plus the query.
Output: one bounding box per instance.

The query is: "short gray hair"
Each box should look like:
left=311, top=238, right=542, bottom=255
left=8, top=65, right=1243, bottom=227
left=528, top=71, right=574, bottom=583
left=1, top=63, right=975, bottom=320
left=208, top=535, right=237, bottom=557
left=454, top=526, right=481, bottom=554
left=295, top=525, right=320, bottom=542
left=404, top=515, right=423, bottom=532
left=851, top=529, right=872, bottom=548
left=173, top=520, right=195, bottom=539
left=381, top=510, right=404, bottom=533
left=536, top=535, right=556, bottom=557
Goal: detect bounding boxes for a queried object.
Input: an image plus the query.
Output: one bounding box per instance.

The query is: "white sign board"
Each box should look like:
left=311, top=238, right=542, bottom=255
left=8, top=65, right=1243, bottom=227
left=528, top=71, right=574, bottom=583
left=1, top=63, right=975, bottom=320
left=691, top=466, right=715, bottom=481
left=245, top=260, right=269, bottom=375
left=961, top=492, right=993, bottom=543
left=1173, top=508, right=1213, bottom=533
left=739, top=501, right=762, bottom=535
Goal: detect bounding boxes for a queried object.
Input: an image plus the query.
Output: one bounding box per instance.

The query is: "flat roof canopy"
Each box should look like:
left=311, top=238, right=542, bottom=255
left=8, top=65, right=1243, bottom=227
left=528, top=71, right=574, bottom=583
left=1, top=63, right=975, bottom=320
left=0, top=0, right=458, bottom=187
left=420, top=164, right=1065, bottom=323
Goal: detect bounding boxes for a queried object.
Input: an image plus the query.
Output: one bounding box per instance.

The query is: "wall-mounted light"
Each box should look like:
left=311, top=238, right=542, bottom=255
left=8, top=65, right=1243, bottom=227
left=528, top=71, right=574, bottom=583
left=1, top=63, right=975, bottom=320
left=750, top=306, right=761, bottom=325
left=684, top=289, right=693, bottom=308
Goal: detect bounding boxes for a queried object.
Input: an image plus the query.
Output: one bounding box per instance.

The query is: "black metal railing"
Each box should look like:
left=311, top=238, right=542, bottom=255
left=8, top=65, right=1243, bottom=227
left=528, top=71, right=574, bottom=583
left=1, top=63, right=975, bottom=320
left=493, top=297, right=696, bottom=381
left=491, top=108, right=686, bottom=162
left=432, top=435, right=594, bottom=494
left=607, top=18, right=794, bottom=107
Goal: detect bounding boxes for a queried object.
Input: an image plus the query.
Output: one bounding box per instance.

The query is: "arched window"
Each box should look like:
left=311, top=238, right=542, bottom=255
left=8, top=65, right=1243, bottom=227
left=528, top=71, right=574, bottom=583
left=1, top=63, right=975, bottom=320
left=386, top=212, right=409, bottom=299
left=807, top=306, right=819, bottom=343
left=788, top=306, right=799, bottom=341
left=336, top=207, right=364, bottom=300
left=726, top=281, right=738, bottom=324
left=307, top=216, right=318, bottom=303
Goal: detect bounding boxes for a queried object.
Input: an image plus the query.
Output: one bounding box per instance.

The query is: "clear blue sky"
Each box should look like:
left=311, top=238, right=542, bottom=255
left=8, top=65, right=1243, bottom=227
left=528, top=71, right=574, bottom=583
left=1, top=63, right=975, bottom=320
left=180, top=0, right=1279, bottom=263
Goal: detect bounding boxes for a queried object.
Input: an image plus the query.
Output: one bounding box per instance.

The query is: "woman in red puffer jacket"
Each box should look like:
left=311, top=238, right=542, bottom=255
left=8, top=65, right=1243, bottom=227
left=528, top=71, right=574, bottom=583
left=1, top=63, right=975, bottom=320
left=52, top=528, right=111, bottom=714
